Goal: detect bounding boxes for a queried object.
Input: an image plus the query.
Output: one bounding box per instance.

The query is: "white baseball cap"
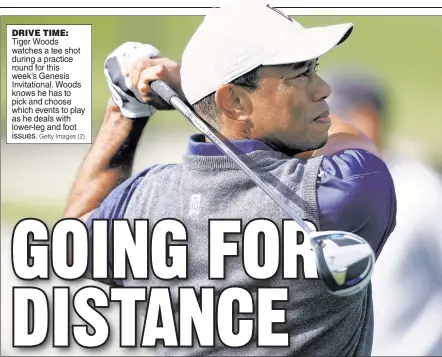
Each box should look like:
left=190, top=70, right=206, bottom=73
left=180, top=0, right=353, bottom=105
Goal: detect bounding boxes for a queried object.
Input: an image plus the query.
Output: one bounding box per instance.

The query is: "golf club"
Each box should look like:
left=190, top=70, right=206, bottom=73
left=150, top=79, right=376, bottom=297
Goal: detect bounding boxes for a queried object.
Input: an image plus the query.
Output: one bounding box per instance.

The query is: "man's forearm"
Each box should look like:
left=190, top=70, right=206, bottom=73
left=311, top=115, right=381, bottom=159
left=63, top=99, right=148, bottom=219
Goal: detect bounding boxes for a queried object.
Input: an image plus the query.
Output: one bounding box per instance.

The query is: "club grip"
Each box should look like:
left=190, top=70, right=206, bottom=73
left=150, top=80, right=179, bottom=105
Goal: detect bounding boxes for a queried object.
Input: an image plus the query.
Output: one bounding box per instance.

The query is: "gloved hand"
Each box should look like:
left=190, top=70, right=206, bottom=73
left=104, top=42, right=160, bottom=119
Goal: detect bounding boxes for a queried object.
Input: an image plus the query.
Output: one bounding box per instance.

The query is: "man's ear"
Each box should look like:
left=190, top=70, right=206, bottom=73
left=214, top=84, right=253, bottom=121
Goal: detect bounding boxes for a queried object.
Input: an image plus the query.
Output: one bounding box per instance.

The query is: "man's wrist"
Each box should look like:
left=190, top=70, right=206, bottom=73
left=92, top=99, right=149, bottom=172
left=108, top=115, right=148, bottom=169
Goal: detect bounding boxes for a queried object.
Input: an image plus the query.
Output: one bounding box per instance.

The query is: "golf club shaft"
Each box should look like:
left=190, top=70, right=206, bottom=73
left=151, top=80, right=314, bottom=233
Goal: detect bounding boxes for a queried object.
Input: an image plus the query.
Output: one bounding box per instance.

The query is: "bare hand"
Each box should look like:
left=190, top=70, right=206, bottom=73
left=119, top=55, right=183, bottom=110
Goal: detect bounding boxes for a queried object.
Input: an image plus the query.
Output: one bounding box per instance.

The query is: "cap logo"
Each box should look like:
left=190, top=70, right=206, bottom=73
left=266, top=4, right=294, bottom=22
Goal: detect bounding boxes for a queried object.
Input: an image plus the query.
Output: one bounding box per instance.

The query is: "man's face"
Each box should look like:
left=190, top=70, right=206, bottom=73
left=246, top=59, right=332, bottom=155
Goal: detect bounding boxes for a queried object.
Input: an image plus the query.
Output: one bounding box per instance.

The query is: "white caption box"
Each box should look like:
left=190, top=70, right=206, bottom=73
left=6, top=25, right=92, bottom=144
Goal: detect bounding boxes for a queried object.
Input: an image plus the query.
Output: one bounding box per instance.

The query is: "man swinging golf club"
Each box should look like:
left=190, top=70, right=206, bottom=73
left=64, top=0, right=397, bottom=354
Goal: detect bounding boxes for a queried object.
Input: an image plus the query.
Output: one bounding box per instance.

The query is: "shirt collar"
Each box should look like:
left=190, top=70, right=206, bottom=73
left=187, top=134, right=275, bottom=156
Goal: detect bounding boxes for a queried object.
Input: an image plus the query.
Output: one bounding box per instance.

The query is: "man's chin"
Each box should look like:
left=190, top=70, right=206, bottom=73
left=292, top=139, right=328, bottom=159
left=311, top=138, right=328, bottom=151
left=263, top=136, right=328, bottom=156
left=296, top=137, right=328, bottom=153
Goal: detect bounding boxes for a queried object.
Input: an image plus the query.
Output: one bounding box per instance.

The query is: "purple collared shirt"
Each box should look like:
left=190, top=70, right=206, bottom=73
left=86, top=134, right=396, bottom=283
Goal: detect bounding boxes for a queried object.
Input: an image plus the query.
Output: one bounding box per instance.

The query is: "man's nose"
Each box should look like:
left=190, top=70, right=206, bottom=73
left=313, top=76, right=332, bottom=102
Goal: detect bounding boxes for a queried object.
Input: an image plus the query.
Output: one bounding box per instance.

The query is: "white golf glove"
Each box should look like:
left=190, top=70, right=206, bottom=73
left=104, top=42, right=160, bottom=119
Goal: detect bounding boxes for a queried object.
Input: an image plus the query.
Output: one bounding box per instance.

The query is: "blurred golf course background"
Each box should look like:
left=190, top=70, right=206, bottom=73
left=1, top=15, right=442, bottom=225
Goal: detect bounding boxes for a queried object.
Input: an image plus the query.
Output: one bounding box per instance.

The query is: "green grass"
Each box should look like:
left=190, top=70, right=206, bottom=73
left=2, top=200, right=64, bottom=227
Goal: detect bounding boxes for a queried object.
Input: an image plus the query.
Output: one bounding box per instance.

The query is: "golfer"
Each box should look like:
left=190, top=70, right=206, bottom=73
left=64, top=0, right=397, bottom=355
